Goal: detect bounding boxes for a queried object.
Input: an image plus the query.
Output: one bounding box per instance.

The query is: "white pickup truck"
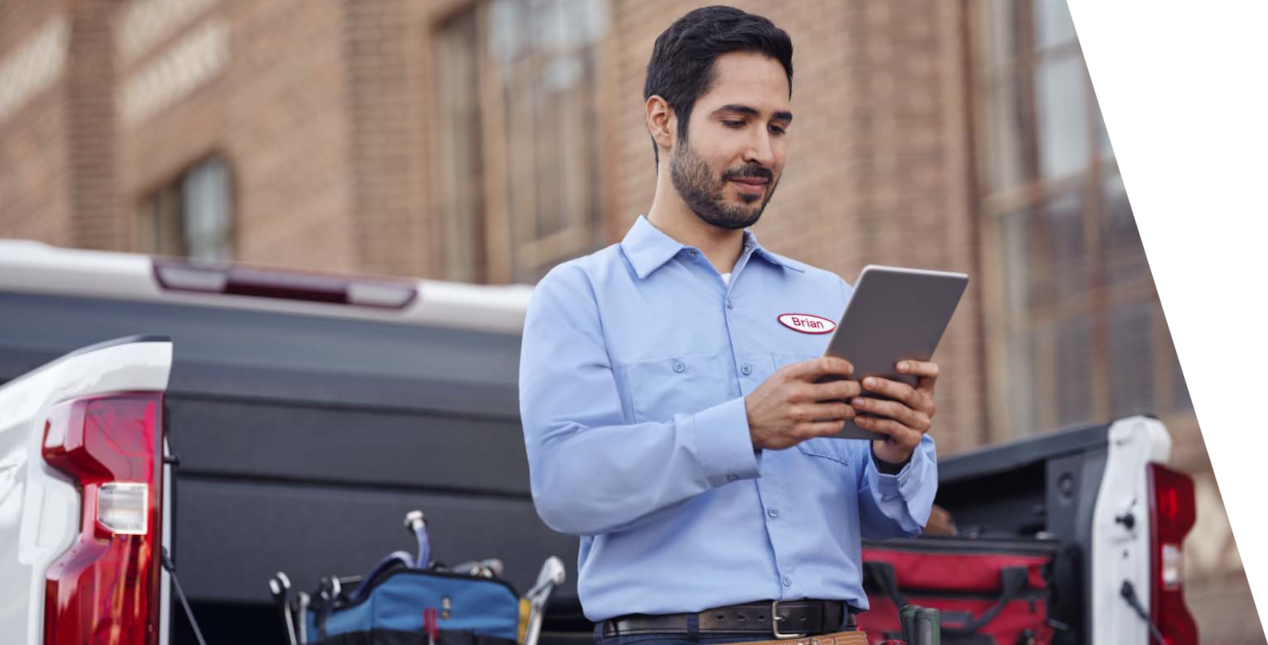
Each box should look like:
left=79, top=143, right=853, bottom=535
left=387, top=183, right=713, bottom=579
left=0, top=241, right=1198, bottom=645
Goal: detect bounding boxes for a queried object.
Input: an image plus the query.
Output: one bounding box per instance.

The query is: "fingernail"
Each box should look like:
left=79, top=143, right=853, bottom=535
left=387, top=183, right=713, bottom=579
left=898, top=361, right=909, bottom=371
left=863, top=377, right=875, bottom=388
left=852, top=398, right=865, bottom=407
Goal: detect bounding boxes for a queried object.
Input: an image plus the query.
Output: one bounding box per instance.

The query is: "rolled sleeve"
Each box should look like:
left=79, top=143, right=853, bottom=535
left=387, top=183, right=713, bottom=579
left=859, top=434, right=939, bottom=538
left=872, top=446, right=927, bottom=503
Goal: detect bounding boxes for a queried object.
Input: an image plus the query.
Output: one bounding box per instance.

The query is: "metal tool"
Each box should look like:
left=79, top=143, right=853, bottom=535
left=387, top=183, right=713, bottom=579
left=315, top=576, right=334, bottom=641
left=404, top=510, right=431, bottom=568
left=452, top=558, right=504, bottom=578
left=330, top=575, right=343, bottom=603
left=318, top=576, right=347, bottom=613
left=269, top=572, right=297, bottom=645
left=295, top=591, right=311, bottom=644
left=522, top=556, right=565, bottom=645
left=345, top=511, right=434, bottom=605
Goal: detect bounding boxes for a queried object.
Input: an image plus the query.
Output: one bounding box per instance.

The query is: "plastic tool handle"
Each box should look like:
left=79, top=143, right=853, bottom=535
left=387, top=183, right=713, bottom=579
left=914, top=607, right=940, bottom=645
left=900, top=605, right=919, bottom=644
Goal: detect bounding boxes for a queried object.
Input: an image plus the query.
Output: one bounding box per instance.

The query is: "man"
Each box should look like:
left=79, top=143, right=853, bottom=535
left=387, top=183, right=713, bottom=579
left=519, top=6, right=939, bottom=645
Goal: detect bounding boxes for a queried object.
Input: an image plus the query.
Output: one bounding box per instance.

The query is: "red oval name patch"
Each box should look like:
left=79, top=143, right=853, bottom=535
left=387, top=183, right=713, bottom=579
left=777, top=313, right=836, bottom=335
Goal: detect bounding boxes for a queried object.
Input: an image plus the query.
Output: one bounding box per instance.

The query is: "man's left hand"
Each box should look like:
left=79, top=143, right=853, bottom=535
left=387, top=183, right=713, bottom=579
left=852, top=360, right=940, bottom=465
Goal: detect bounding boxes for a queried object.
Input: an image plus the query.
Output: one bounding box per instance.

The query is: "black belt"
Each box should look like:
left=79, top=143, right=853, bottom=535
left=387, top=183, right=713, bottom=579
left=601, top=600, right=855, bottom=638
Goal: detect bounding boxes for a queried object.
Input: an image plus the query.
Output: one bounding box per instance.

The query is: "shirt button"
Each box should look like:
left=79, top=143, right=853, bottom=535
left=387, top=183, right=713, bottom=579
left=782, top=576, right=792, bottom=587
left=726, top=474, right=739, bottom=482
left=673, top=362, right=686, bottom=373
left=726, top=299, right=734, bottom=309
left=767, top=507, right=779, bottom=519
left=741, top=364, right=752, bottom=376
left=689, top=250, right=698, bottom=258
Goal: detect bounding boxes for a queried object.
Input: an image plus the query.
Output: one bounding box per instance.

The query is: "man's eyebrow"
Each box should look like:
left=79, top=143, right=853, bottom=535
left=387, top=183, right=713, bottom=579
left=713, top=104, right=793, bottom=123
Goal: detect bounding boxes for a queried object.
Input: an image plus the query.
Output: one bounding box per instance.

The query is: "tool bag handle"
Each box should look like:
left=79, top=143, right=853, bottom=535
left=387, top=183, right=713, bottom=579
left=863, top=562, right=1031, bottom=637
left=864, top=561, right=909, bottom=609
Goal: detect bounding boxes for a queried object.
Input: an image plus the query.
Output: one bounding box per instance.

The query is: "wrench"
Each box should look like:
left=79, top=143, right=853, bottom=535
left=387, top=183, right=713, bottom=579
left=522, top=556, right=565, bottom=645
left=268, top=572, right=297, bottom=645
left=295, top=591, right=310, bottom=644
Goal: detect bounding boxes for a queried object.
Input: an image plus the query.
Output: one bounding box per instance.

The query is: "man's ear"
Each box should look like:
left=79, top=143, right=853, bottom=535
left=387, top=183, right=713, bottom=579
left=646, top=95, right=677, bottom=155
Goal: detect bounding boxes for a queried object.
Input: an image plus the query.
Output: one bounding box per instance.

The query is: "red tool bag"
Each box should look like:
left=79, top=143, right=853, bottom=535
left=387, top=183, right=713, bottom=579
left=858, top=537, right=1060, bottom=645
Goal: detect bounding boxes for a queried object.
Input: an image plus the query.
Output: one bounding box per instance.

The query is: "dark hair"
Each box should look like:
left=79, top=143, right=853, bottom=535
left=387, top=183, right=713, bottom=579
left=644, top=6, right=794, bottom=165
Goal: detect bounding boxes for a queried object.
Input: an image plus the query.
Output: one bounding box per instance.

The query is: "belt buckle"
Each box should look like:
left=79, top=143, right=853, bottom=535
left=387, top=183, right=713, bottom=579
left=771, top=601, right=806, bottom=640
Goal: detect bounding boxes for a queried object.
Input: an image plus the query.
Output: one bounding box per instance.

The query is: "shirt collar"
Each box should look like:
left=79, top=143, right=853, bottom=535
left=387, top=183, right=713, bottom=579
left=620, top=215, right=805, bottom=279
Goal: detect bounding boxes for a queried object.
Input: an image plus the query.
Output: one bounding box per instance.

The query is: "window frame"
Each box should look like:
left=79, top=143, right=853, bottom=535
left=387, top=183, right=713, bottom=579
left=967, top=0, right=1193, bottom=440
left=430, top=0, right=612, bottom=284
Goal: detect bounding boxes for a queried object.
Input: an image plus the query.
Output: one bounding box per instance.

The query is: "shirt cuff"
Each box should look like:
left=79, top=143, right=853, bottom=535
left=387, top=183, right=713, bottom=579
left=690, top=397, right=761, bottom=487
left=872, top=442, right=928, bottom=501
left=871, top=444, right=911, bottom=475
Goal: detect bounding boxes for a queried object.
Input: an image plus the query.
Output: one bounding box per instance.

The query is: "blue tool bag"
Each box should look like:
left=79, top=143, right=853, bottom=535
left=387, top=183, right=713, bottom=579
left=270, top=510, right=564, bottom=645
left=309, top=569, right=522, bottom=645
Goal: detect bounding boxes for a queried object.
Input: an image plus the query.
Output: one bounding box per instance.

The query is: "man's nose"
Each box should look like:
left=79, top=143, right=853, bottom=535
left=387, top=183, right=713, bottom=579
left=743, top=129, right=776, bottom=167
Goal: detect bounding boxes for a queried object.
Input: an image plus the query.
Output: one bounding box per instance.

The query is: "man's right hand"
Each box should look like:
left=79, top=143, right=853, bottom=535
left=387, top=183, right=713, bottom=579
left=745, top=356, right=862, bottom=450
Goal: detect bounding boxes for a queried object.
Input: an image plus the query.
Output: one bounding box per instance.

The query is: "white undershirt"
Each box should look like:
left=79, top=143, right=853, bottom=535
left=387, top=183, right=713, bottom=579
left=721, top=272, right=732, bottom=285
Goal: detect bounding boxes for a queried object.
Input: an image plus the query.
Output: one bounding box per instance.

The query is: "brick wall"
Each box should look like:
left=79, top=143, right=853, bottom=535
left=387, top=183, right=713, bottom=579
left=345, top=0, right=431, bottom=278
left=0, top=0, right=362, bottom=270
left=67, top=0, right=120, bottom=250
left=0, top=0, right=73, bottom=244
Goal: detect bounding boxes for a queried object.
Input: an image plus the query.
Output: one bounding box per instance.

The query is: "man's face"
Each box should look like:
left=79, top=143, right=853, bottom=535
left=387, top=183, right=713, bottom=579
left=670, top=51, right=792, bottom=230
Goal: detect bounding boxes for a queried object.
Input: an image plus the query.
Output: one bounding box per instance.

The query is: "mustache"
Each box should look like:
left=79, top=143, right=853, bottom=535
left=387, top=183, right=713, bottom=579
left=722, top=164, right=773, bottom=182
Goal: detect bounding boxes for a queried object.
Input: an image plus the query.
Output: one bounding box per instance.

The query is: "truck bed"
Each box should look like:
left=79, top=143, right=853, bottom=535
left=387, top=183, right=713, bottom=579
left=0, top=290, right=583, bottom=643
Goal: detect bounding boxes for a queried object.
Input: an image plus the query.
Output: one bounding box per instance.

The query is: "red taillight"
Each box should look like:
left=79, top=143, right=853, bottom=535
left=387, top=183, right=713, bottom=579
left=1148, top=462, right=1199, bottom=645
left=42, top=393, right=164, bottom=645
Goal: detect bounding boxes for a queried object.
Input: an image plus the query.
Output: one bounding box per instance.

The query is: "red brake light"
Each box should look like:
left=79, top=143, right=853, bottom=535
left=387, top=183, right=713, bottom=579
left=42, top=393, right=164, bottom=645
left=1148, top=462, right=1199, bottom=645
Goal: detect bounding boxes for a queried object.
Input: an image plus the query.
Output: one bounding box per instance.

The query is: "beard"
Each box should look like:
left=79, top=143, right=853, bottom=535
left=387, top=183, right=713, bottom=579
left=669, top=136, right=780, bottom=231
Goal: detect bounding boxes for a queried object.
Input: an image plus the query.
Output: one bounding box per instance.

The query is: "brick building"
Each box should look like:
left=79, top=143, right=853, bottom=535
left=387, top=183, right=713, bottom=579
left=0, top=0, right=1258, bottom=640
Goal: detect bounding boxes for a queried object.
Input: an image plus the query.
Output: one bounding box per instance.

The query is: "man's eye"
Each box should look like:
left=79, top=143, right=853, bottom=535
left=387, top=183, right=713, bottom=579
left=769, top=125, right=787, bottom=136
left=723, top=120, right=745, bottom=128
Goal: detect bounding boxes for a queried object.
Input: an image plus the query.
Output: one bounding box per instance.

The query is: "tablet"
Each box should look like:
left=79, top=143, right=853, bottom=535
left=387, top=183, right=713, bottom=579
left=819, top=265, right=969, bottom=441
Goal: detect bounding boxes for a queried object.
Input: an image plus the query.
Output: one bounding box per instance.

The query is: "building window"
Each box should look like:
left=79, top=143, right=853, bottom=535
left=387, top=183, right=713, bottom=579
left=434, top=0, right=608, bottom=284
left=137, top=156, right=233, bottom=262
left=972, top=0, right=1192, bottom=436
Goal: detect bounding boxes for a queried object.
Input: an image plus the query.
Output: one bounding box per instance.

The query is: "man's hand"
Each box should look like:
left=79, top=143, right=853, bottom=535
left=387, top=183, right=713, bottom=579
left=745, top=357, right=862, bottom=450
left=853, top=360, right=940, bottom=465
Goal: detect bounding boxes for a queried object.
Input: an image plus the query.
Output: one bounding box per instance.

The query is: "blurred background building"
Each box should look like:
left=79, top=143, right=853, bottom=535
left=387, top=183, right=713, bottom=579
left=0, top=0, right=1257, bottom=640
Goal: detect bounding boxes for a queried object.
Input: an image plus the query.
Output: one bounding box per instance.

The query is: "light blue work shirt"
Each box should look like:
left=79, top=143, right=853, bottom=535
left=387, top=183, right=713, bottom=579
left=519, top=216, right=937, bottom=622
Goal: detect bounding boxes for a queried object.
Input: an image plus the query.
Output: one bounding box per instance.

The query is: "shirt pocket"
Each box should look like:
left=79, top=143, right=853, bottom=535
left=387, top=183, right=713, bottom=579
left=622, top=351, right=735, bottom=424
left=796, top=438, right=855, bottom=466
left=771, top=352, right=818, bottom=372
